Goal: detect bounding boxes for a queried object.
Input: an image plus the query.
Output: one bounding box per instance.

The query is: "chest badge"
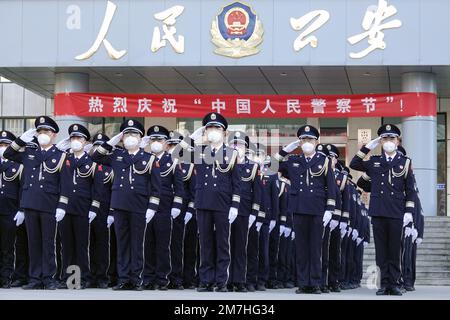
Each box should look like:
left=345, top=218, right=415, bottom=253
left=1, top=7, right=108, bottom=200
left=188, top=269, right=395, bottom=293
left=318, top=165, right=322, bottom=169
left=142, top=161, right=147, bottom=165
left=399, top=165, right=404, bottom=169
left=167, top=163, right=171, bottom=167
left=12, top=168, right=16, bottom=173
left=85, top=165, right=90, bottom=169
left=52, top=159, right=56, bottom=163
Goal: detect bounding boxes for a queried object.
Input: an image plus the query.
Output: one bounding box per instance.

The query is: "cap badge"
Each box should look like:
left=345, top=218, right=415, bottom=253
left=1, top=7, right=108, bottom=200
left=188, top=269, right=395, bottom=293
left=40, top=117, right=45, bottom=123
left=318, top=145, right=323, bottom=150
left=305, top=126, right=310, bottom=132
left=170, top=132, right=174, bottom=138
left=98, top=134, right=102, bottom=139
left=73, top=125, right=78, bottom=131
left=386, top=125, right=391, bottom=130
left=211, top=113, right=217, bottom=120
left=128, top=120, right=134, bottom=126
left=155, top=126, right=159, bottom=132
left=1, top=132, right=6, bottom=137
left=235, top=132, right=241, bottom=138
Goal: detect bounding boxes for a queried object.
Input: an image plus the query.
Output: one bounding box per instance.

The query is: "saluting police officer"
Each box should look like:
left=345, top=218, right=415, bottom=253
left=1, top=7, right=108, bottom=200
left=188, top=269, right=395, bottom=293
left=56, top=124, right=97, bottom=289
left=0, top=131, right=24, bottom=288
left=227, top=131, right=260, bottom=292
left=350, top=124, right=416, bottom=296
left=4, top=116, right=65, bottom=289
left=89, top=133, right=114, bottom=289
left=174, top=112, right=240, bottom=292
left=274, top=125, right=337, bottom=294
left=143, top=125, right=184, bottom=291
left=92, top=119, right=161, bottom=290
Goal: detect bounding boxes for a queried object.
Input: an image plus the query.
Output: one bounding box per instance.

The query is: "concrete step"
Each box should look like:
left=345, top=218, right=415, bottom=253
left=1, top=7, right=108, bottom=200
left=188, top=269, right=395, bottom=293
left=363, top=249, right=450, bottom=256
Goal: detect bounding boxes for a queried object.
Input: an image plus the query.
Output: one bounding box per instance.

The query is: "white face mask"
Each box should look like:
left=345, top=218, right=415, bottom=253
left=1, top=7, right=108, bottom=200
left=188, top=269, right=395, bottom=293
left=207, top=129, right=223, bottom=144
left=70, top=140, right=83, bottom=152
left=383, top=141, right=397, bottom=153
left=124, top=136, right=139, bottom=150
left=301, top=142, right=315, bottom=154
left=0, top=146, right=6, bottom=158
left=150, top=141, right=164, bottom=154
left=37, top=133, right=51, bottom=146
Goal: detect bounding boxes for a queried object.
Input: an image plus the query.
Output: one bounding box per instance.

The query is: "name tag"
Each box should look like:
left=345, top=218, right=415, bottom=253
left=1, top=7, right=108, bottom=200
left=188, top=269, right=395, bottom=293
left=117, top=157, right=123, bottom=162
left=28, top=155, right=35, bottom=160
left=374, top=162, right=381, bottom=167
left=293, top=163, right=299, bottom=167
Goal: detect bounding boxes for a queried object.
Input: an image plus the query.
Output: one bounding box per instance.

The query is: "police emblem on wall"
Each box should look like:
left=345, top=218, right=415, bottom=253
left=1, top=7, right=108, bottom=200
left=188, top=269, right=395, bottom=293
left=211, top=1, right=264, bottom=58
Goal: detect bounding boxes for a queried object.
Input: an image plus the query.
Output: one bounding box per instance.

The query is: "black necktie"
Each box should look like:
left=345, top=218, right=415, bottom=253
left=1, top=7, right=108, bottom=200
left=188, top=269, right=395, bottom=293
left=388, top=157, right=392, bottom=162
left=211, top=148, right=216, bottom=157
left=306, top=157, right=311, bottom=163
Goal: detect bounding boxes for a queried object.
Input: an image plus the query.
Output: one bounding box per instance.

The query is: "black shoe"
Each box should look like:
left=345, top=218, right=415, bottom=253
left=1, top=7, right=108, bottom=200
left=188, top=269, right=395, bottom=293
left=97, top=282, right=109, bottom=289
left=295, top=286, right=308, bottom=294
left=234, top=284, right=247, bottom=293
left=112, top=282, right=131, bottom=291
left=132, top=284, right=144, bottom=291
left=172, top=284, right=184, bottom=290
left=389, top=287, right=403, bottom=296
left=329, top=285, right=341, bottom=293
left=2, top=280, right=11, bottom=289
left=215, top=285, right=228, bottom=292
left=320, top=286, right=330, bottom=293
left=57, top=281, right=68, bottom=289
left=266, top=281, right=278, bottom=289
left=11, top=279, right=27, bottom=288
left=404, top=286, right=415, bottom=292
left=256, top=284, right=266, bottom=291
left=22, top=282, right=44, bottom=290
left=144, top=283, right=155, bottom=290
left=284, top=282, right=295, bottom=289
left=45, top=282, right=58, bottom=290
left=184, top=284, right=196, bottom=290
left=340, top=283, right=351, bottom=290
left=246, top=284, right=256, bottom=292
left=376, top=288, right=389, bottom=296
left=157, top=284, right=169, bottom=291
left=311, top=286, right=322, bottom=294
left=197, top=284, right=213, bottom=292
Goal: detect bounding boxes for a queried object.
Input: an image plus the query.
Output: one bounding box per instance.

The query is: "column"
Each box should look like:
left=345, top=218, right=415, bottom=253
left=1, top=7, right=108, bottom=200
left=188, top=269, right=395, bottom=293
left=401, top=72, right=437, bottom=216
left=54, top=72, right=90, bottom=141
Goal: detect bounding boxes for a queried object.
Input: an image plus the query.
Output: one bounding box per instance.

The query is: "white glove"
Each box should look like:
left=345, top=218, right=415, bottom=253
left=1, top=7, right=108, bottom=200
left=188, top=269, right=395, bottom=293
left=256, top=222, right=262, bottom=232
left=352, top=229, right=359, bottom=241
left=140, top=136, right=151, bottom=149
left=340, top=228, right=347, bottom=239
left=13, top=211, right=25, bottom=226
left=323, top=210, right=333, bottom=227
left=189, top=126, right=205, bottom=141
left=291, top=231, right=295, bottom=240
left=284, top=227, right=292, bottom=238
left=415, top=237, right=423, bottom=245
left=55, top=208, right=66, bottom=222
left=404, top=226, right=412, bottom=237
left=339, top=221, right=348, bottom=231
left=228, top=207, right=238, bottom=224
left=356, top=237, right=363, bottom=246
left=107, top=215, right=114, bottom=228
left=56, top=137, right=71, bottom=151
left=282, top=140, right=300, bottom=153
left=403, top=212, right=413, bottom=227
left=269, top=220, right=276, bottom=233
left=363, top=241, right=369, bottom=247
left=20, top=128, right=37, bottom=143
left=365, top=137, right=381, bottom=150
left=347, top=227, right=353, bottom=237
left=329, top=219, right=339, bottom=232
left=184, top=212, right=193, bottom=225
left=171, top=208, right=181, bottom=220
left=248, top=215, right=256, bottom=229
left=279, top=225, right=286, bottom=237
left=84, top=143, right=93, bottom=153
left=107, top=132, right=124, bottom=147
left=88, top=211, right=97, bottom=224
left=411, top=228, right=418, bottom=242
left=146, top=209, right=156, bottom=224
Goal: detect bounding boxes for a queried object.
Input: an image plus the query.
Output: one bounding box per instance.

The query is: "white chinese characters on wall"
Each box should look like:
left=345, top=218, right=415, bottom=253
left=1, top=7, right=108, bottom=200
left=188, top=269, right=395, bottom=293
left=73, top=0, right=402, bottom=61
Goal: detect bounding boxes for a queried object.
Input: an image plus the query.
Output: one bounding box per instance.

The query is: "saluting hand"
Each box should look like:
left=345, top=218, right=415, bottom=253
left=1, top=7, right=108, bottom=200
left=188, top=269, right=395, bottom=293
left=107, top=131, right=124, bottom=147
left=365, top=137, right=381, bottom=150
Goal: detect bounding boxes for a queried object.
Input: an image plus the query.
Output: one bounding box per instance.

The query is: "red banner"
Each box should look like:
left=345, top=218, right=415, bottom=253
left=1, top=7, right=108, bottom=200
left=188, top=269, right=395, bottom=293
left=55, top=92, right=436, bottom=118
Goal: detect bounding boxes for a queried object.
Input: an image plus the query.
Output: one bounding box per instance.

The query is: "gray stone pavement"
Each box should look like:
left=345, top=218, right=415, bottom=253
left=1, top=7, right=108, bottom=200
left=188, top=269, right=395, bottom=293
left=0, top=286, right=449, bottom=300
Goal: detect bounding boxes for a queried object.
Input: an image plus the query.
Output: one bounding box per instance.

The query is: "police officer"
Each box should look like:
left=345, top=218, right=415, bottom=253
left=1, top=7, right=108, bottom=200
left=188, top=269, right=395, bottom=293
left=56, top=124, right=97, bottom=289
left=4, top=116, right=65, bottom=290
left=227, top=131, right=260, bottom=292
left=350, top=124, right=415, bottom=296
left=89, top=133, right=113, bottom=289
left=276, top=173, right=294, bottom=289
left=274, top=125, right=336, bottom=294
left=0, top=131, right=24, bottom=288
left=174, top=112, right=240, bottom=292
left=92, top=119, right=161, bottom=290
left=143, top=125, right=183, bottom=290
